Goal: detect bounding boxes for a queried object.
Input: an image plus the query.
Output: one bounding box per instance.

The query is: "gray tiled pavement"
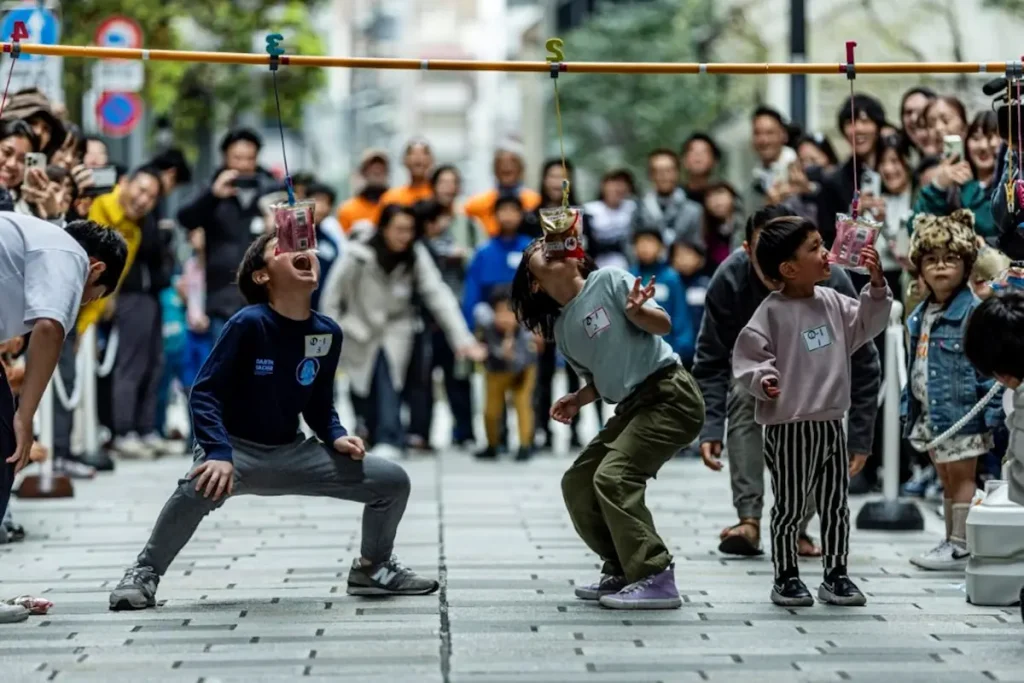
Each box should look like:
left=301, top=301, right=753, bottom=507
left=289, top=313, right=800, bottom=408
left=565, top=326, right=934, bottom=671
left=1, top=391, right=1021, bottom=682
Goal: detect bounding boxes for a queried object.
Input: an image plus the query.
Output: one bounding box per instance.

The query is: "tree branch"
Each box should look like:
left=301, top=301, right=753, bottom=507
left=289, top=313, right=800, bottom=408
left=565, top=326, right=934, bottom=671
left=859, top=0, right=928, bottom=62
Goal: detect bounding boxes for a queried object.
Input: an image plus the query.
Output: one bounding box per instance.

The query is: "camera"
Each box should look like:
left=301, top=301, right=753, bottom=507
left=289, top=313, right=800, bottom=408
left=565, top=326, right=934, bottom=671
left=983, top=77, right=1024, bottom=140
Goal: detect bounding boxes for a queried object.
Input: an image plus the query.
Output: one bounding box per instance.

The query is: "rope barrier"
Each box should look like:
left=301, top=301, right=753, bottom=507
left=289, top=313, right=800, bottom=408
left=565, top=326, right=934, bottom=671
left=96, top=328, right=118, bottom=379
left=0, top=43, right=1017, bottom=75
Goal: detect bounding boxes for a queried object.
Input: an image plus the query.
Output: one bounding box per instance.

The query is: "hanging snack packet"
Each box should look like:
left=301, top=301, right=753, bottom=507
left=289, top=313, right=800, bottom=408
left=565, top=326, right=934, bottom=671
left=273, top=200, right=317, bottom=254
left=830, top=213, right=880, bottom=272
left=539, top=206, right=585, bottom=260
left=990, top=263, right=1024, bottom=294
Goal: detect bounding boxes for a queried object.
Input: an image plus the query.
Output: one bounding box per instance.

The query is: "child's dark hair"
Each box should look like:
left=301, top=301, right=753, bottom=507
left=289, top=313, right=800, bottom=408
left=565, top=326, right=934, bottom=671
left=237, top=232, right=275, bottom=305
left=744, top=204, right=797, bottom=244
left=754, top=216, right=816, bottom=281
left=965, top=292, right=1024, bottom=380
left=489, top=283, right=513, bottom=309
left=64, top=219, right=128, bottom=294
left=510, top=239, right=598, bottom=340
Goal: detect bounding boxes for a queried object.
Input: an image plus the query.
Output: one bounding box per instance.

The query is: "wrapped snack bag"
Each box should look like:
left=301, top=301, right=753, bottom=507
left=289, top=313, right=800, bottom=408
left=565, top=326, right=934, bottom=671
left=273, top=200, right=317, bottom=254
left=990, top=263, right=1024, bottom=294
left=830, top=213, right=880, bottom=272
left=539, top=205, right=585, bottom=260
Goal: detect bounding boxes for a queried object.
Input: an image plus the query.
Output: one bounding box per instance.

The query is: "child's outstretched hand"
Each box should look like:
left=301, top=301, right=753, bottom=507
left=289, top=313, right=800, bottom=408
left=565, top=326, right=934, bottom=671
left=334, top=435, right=366, bottom=460
left=550, top=393, right=580, bottom=424
left=762, top=377, right=781, bottom=399
left=626, top=276, right=656, bottom=316
left=861, top=245, right=885, bottom=288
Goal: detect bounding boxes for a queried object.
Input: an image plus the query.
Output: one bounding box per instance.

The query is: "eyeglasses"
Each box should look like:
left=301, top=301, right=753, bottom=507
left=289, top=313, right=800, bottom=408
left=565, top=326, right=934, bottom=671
left=921, top=253, right=963, bottom=268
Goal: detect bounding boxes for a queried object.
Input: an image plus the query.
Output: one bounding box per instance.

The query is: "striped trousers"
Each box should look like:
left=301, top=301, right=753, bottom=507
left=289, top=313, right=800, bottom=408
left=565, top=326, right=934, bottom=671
left=763, top=419, right=850, bottom=580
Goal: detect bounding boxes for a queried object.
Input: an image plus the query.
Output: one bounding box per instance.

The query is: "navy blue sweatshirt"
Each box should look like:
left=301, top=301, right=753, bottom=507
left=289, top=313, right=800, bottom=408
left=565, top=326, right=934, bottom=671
left=190, top=304, right=348, bottom=462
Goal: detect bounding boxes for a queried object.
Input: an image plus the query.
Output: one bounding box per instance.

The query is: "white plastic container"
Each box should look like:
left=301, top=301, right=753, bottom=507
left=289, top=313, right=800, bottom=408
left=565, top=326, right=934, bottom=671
left=965, top=482, right=1024, bottom=606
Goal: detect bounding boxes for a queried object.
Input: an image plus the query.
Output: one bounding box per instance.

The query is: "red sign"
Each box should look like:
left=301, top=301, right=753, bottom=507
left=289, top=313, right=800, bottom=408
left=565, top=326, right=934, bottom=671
left=95, top=92, right=143, bottom=138
left=94, top=16, right=143, bottom=49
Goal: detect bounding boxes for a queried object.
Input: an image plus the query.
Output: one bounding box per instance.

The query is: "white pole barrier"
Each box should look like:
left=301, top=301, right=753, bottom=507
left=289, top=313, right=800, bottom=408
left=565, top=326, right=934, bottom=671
left=37, top=376, right=54, bottom=494
left=80, top=325, right=99, bottom=457
left=882, top=300, right=904, bottom=502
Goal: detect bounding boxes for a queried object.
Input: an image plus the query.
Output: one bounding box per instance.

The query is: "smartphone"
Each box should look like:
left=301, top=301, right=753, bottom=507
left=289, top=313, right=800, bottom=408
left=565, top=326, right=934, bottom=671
left=90, top=166, right=117, bottom=190
left=25, top=152, right=46, bottom=170
left=860, top=169, right=882, bottom=197
left=232, top=175, right=260, bottom=190
left=943, top=135, right=964, bottom=162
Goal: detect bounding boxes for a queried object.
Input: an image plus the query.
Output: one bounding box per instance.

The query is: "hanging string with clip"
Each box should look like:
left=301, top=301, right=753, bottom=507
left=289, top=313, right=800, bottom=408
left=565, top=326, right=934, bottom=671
left=545, top=38, right=570, bottom=210
left=845, top=41, right=860, bottom=220
left=1015, top=69, right=1024, bottom=212
left=265, top=33, right=295, bottom=206
left=0, top=21, right=27, bottom=118
left=1005, top=74, right=1016, bottom=215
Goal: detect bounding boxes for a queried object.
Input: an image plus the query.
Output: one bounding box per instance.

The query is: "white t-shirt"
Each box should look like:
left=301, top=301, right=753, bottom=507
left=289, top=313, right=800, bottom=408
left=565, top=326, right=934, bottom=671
left=0, top=212, right=89, bottom=342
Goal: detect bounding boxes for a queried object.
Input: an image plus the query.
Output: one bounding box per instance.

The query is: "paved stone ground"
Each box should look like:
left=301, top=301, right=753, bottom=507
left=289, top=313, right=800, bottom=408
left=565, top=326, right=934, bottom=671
left=1, top=385, right=1021, bottom=683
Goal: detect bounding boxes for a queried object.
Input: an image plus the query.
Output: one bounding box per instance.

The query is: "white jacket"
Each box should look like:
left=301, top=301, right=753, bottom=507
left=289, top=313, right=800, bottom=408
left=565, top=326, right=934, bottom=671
left=320, top=239, right=474, bottom=396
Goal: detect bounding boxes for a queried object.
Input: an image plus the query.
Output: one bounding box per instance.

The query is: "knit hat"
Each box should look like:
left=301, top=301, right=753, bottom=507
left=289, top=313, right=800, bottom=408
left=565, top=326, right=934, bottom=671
left=909, top=209, right=978, bottom=277
left=1, top=88, right=65, bottom=157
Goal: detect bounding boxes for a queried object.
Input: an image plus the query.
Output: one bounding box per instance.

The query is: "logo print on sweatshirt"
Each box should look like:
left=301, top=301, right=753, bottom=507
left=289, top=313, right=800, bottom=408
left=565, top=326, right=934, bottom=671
left=296, top=357, right=320, bottom=386
left=254, top=359, right=274, bottom=376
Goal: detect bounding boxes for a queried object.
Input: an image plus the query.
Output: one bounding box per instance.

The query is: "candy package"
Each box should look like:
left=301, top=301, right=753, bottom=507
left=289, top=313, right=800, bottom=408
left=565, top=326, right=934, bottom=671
left=539, top=206, right=585, bottom=260
left=830, top=213, right=880, bottom=271
left=273, top=200, right=317, bottom=254
left=989, top=263, right=1024, bottom=294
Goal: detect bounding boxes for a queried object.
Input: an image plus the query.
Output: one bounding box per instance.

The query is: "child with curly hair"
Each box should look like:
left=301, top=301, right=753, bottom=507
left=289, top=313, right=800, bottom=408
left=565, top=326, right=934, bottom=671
left=903, top=210, right=1004, bottom=572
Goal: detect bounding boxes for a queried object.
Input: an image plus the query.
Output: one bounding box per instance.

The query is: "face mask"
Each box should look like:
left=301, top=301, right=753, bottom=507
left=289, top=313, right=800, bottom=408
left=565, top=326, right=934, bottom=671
left=540, top=206, right=585, bottom=260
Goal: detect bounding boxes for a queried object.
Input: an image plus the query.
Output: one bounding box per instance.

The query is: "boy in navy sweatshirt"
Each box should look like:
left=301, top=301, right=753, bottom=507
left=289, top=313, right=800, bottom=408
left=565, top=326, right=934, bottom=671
left=109, top=232, right=436, bottom=611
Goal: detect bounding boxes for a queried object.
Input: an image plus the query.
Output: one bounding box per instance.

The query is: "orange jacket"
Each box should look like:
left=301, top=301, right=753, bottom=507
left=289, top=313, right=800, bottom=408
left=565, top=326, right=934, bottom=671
left=379, top=183, right=433, bottom=209
left=337, top=195, right=381, bottom=234
left=464, top=187, right=542, bottom=236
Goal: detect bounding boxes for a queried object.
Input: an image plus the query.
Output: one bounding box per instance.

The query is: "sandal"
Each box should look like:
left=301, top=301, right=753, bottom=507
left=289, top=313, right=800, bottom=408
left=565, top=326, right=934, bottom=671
left=718, top=518, right=764, bottom=556
left=798, top=533, right=822, bottom=557
left=6, top=596, right=52, bottom=615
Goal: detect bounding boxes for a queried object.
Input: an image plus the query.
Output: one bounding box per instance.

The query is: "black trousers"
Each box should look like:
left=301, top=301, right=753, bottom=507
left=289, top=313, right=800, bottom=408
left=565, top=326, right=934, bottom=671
left=535, top=344, right=581, bottom=445
left=53, top=330, right=77, bottom=459
left=764, top=419, right=850, bottom=580
left=112, top=293, right=164, bottom=437
left=0, top=368, right=15, bottom=525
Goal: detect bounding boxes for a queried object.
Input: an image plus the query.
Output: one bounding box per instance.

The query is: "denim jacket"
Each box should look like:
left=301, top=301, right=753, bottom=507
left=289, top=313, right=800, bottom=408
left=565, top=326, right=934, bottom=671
left=901, top=287, right=1002, bottom=438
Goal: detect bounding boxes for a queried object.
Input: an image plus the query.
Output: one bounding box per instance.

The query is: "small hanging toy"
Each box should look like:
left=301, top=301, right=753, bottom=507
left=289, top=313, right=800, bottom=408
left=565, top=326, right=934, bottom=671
left=265, top=33, right=316, bottom=255
left=540, top=38, right=584, bottom=261
left=828, top=41, right=881, bottom=272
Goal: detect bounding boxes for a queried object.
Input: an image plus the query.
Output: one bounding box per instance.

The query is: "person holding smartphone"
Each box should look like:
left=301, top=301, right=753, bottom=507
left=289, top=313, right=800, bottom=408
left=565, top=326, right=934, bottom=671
left=909, top=100, right=998, bottom=244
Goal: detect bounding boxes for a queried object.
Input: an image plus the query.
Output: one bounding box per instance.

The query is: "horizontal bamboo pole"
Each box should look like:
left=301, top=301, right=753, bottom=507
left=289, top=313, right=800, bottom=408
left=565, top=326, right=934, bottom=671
left=0, top=42, right=1017, bottom=75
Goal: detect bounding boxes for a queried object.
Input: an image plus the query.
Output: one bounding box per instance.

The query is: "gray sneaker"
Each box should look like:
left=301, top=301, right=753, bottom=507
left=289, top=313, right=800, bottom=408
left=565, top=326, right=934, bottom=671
left=346, top=556, right=439, bottom=596
left=574, top=574, right=627, bottom=600
left=109, top=566, right=160, bottom=611
left=0, top=603, right=28, bottom=623
left=910, top=540, right=969, bottom=571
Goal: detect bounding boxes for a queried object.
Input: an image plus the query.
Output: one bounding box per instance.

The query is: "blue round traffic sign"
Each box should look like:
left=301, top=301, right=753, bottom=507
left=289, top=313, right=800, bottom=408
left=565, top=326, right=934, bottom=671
left=96, top=92, right=143, bottom=138
left=1, top=8, right=60, bottom=62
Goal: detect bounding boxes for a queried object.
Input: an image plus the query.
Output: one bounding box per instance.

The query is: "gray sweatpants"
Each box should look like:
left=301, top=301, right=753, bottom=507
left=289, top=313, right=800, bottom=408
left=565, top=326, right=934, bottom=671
left=726, top=385, right=815, bottom=530
left=136, top=436, right=411, bottom=575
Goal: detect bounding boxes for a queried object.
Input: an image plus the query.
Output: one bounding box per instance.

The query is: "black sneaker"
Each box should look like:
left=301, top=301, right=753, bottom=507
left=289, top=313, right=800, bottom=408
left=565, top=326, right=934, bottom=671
left=770, top=576, right=814, bottom=607
left=475, top=447, right=498, bottom=460
left=346, top=556, right=439, bottom=596
left=109, top=565, right=160, bottom=610
left=818, top=571, right=867, bottom=606
left=515, top=446, right=533, bottom=462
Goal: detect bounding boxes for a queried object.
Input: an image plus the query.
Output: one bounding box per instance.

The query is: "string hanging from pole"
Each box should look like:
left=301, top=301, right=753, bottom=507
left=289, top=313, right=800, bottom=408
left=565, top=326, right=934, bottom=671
left=546, top=38, right=570, bottom=209
left=265, top=33, right=294, bottom=205
left=0, top=22, right=26, bottom=118
left=845, top=41, right=860, bottom=220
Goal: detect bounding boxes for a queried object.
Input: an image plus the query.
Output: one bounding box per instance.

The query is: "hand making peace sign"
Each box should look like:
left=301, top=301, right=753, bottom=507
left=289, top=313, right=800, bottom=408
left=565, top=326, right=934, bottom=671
left=626, top=276, right=656, bottom=316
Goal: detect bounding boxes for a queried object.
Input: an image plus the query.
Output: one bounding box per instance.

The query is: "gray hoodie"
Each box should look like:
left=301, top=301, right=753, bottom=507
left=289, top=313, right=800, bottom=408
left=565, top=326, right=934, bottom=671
left=692, top=248, right=881, bottom=452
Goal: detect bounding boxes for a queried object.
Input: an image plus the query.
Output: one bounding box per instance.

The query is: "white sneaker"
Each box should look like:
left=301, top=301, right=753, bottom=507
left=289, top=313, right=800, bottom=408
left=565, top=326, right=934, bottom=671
left=140, top=433, right=185, bottom=456
left=0, top=603, right=28, bottom=623
left=910, top=540, right=969, bottom=571
left=370, top=443, right=403, bottom=461
left=112, top=433, right=155, bottom=460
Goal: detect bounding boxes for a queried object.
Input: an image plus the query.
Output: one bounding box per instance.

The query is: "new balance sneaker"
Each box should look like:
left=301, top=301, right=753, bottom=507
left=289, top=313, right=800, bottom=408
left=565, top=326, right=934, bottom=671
left=574, top=573, right=627, bottom=601
left=818, top=570, right=867, bottom=606
left=346, top=556, right=439, bottom=596
left=109, top=565, right=160, bottom=610
left=910, top=540, right=969, bottom=571
left=112, top=433, right=156, bottom=460
left=771, top=576, right=814, bottom=607
left=0, top=603, right=28, bottom=623
left=598, top=565, right=682, bottom=610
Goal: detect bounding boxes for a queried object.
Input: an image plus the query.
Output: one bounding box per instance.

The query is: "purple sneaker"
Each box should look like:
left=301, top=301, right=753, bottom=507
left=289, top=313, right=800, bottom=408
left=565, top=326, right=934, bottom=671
left=574, top=573, right=627, bottom=600
left=598, top=565, right=682, bottom=610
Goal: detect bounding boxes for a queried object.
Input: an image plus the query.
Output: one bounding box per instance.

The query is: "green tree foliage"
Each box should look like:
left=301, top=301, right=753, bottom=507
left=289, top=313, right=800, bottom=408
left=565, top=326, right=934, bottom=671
left=60, top=0, right=325, bottom=150
left=552, top=0, right=752, bottom=175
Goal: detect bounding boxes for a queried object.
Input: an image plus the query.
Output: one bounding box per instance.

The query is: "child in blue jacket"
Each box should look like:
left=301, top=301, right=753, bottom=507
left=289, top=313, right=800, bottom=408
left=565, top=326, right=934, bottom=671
left=631, top=226, right=694, bottom=364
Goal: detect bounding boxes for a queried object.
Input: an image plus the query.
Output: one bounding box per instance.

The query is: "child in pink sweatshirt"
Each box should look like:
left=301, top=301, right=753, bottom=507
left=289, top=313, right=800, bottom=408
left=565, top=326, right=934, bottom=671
left=732, top=216, right=892, bottom=608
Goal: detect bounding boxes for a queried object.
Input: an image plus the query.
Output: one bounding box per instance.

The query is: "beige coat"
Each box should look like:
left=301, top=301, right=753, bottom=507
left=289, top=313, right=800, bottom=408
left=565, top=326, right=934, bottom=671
left=320, top=240, right=474, bottom=396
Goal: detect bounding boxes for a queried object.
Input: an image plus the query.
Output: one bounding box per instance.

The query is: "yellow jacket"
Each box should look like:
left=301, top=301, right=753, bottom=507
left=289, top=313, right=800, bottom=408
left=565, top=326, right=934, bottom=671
left=76, top=188, right=142, bottom=335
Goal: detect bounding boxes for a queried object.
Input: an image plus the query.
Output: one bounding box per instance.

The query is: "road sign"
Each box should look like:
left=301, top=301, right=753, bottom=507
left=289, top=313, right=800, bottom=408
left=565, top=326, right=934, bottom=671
left=96, top=92, right=143, bottom=139
left=92, top=61, right=143, bottom=92
left=0, top=4, right=63, bottom=103
left=94, top=15, right=142, bottom=49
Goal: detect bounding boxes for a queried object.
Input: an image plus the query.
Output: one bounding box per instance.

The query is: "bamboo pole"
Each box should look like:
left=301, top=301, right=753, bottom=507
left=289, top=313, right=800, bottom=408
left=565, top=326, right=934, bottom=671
left=0, top=42, right=1016, bottom=76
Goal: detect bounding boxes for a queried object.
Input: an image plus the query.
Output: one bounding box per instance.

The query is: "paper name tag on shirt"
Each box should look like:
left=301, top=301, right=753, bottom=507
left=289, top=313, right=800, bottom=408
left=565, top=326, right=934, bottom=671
left=653, top=283, right=669, bottom=302
left=802, top=325, right=833, bottom=351
left=304, top=334, right=333, bottom=358
left=507, top=251, right=523, bottom=269
left=582, top=306, right=611, bottom=338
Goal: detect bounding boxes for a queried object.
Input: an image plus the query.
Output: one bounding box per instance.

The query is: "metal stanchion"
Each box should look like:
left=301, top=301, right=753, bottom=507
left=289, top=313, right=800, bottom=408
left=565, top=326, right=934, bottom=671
left=856, top=300, right=924, bottom=530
